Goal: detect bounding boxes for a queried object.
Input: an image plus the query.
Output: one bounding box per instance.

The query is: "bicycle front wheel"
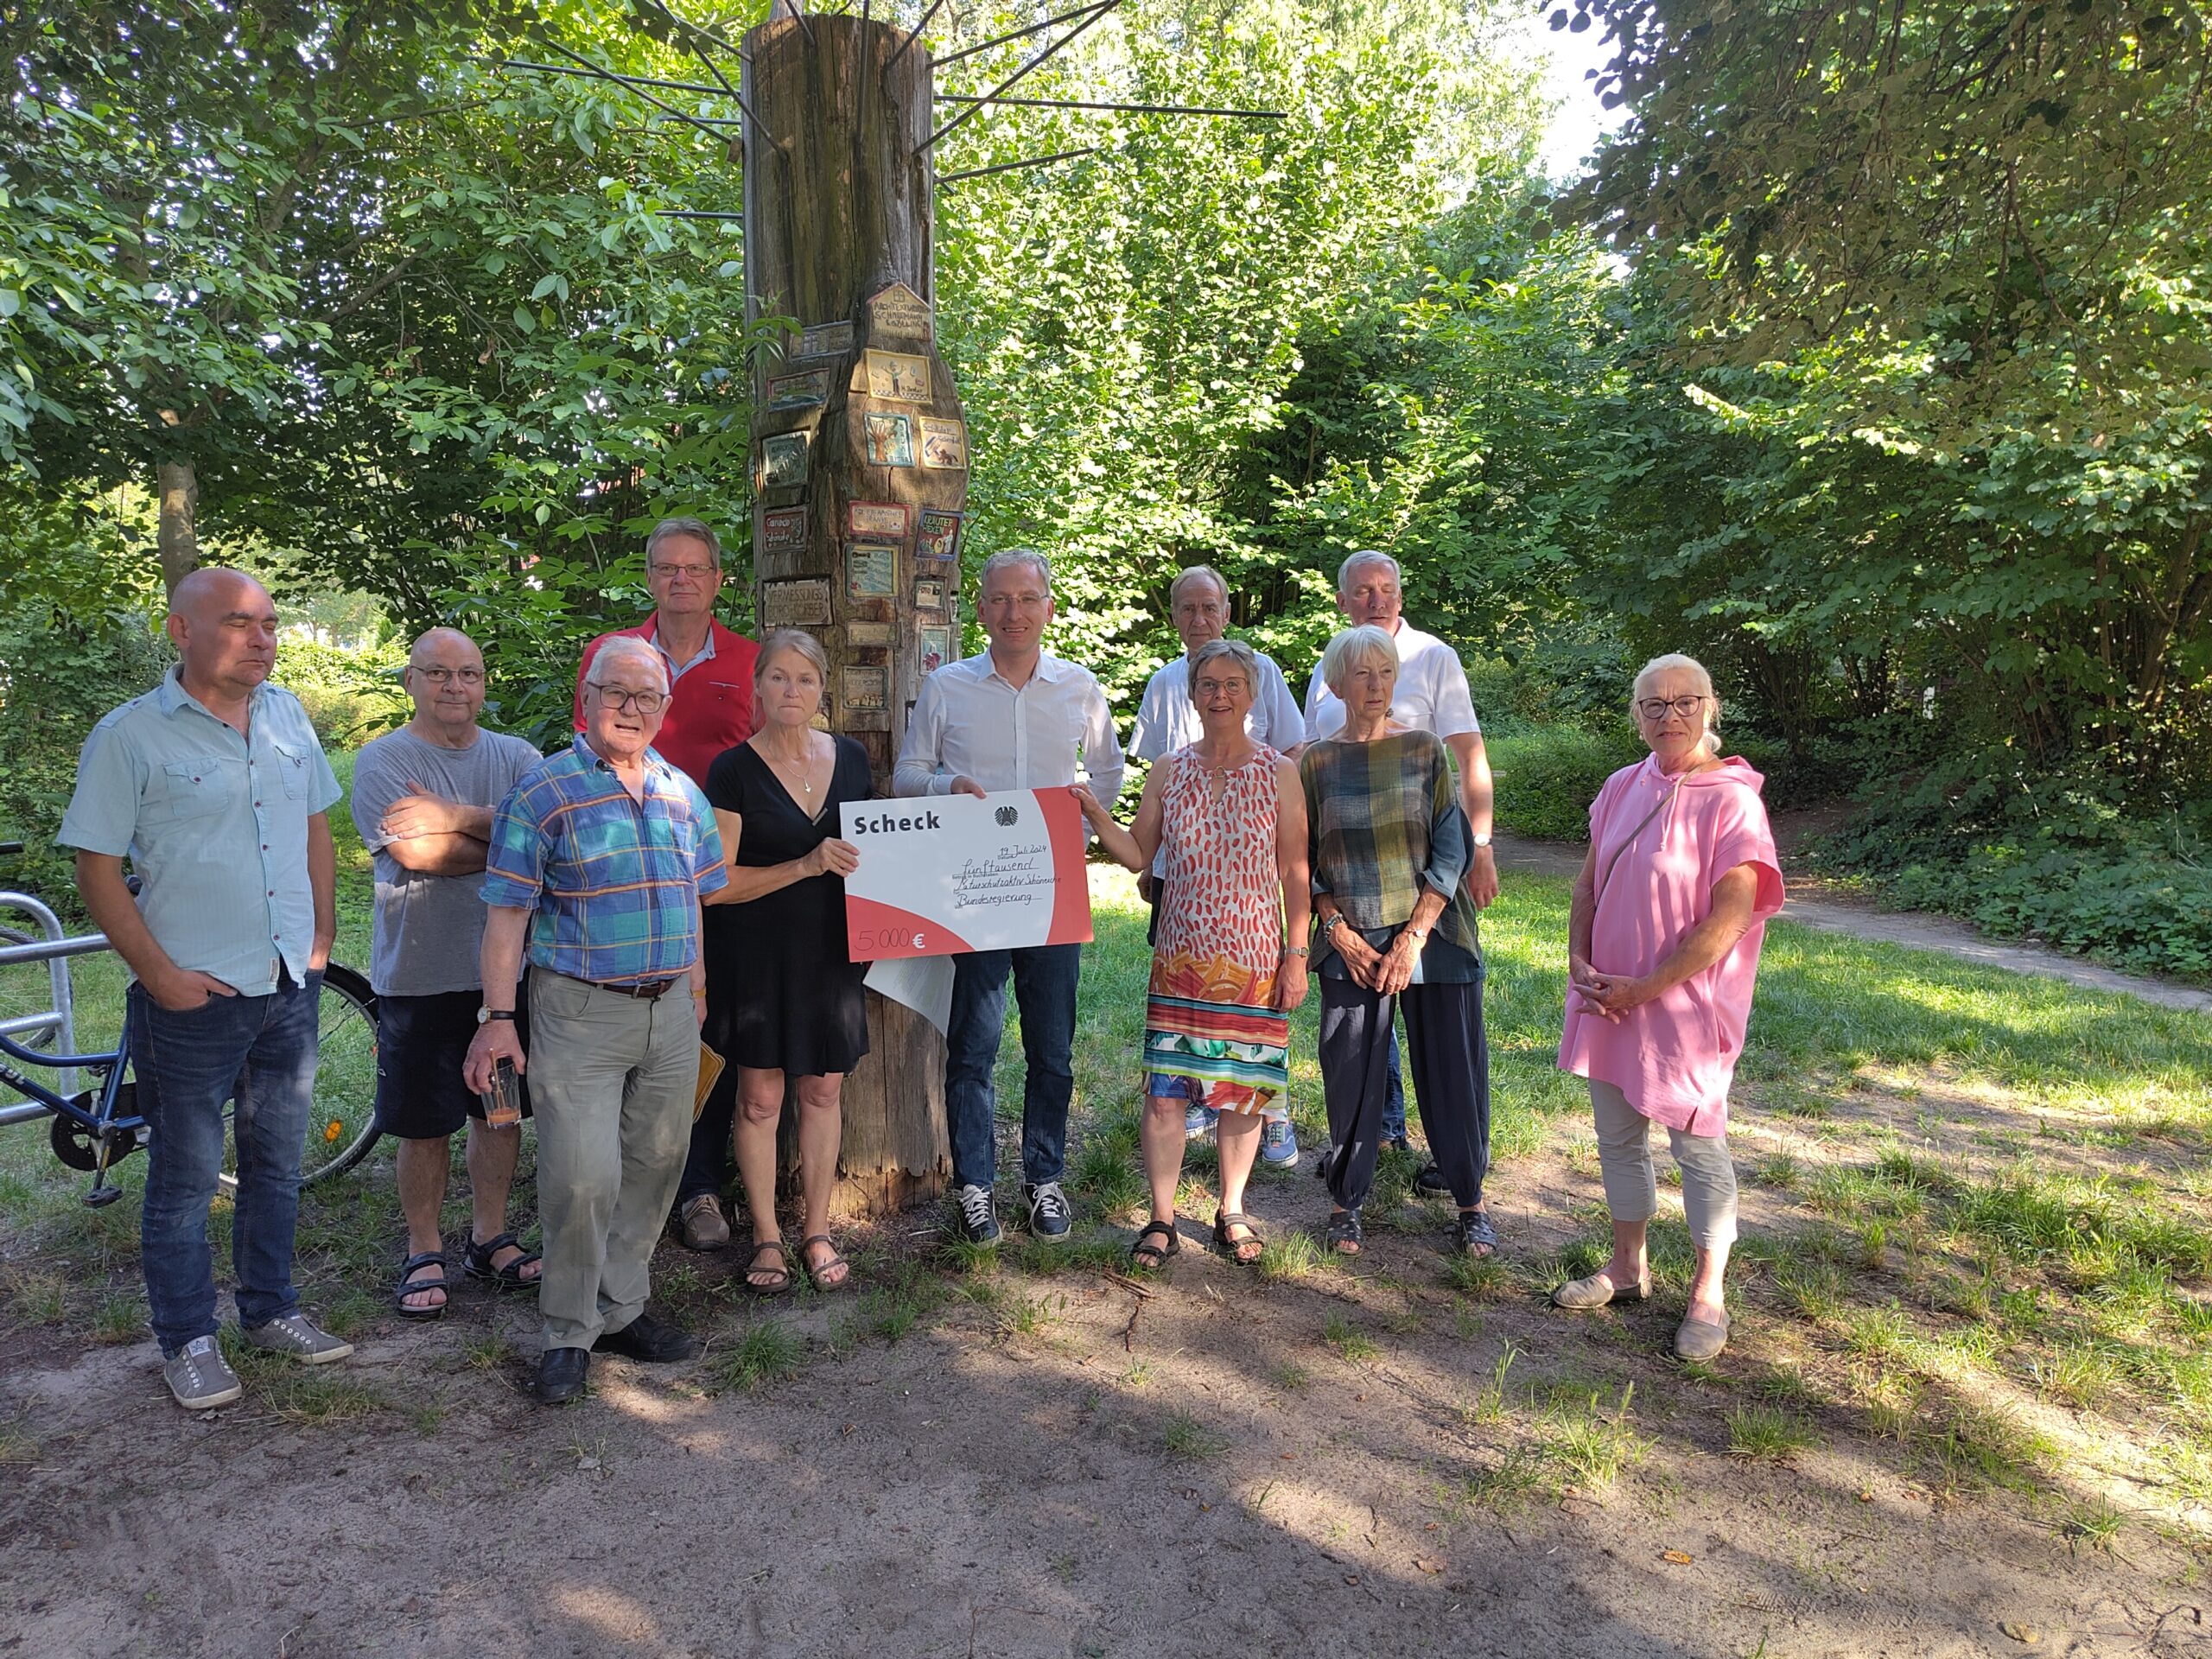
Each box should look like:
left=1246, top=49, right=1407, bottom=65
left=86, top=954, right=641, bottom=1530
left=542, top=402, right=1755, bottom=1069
left=219, top=963, right=383, bottom=1192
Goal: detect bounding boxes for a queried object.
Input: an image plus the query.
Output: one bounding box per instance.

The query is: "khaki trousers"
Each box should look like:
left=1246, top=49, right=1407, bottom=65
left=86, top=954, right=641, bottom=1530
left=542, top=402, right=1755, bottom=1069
left=527, top=968, right=699, bottom=1350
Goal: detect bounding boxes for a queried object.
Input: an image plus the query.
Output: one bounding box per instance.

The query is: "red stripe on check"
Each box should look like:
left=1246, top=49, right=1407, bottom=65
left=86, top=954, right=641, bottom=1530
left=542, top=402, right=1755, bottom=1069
left=1039, top=788, right=1096, bottom=946
left=846, top=896, right=975, bottom=961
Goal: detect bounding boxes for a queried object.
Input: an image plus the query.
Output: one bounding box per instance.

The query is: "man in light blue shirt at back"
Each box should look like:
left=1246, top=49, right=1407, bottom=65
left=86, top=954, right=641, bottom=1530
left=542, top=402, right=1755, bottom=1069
left=59, top=567, right=355, bottom=1411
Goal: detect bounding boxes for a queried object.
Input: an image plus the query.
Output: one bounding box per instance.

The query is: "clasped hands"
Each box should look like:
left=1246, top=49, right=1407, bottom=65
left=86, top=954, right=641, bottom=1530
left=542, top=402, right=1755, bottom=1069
left=1331, top=925, right=1423, bottom=997
left=1568, top=954, right=1653, bottom=1023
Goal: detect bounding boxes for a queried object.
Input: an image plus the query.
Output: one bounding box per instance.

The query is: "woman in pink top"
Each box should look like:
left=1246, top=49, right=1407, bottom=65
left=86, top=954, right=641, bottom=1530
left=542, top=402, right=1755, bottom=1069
left=1554, top=654, right=1784, bottom=1360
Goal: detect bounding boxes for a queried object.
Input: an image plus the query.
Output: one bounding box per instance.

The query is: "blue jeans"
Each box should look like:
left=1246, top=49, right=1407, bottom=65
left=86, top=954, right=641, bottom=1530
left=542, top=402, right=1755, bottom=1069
left=1381, top=1024, right=1409, bottom=1141
left=128, top=969, right=320, bottom=1355
left=945, top=944, right=1080, bottom=1191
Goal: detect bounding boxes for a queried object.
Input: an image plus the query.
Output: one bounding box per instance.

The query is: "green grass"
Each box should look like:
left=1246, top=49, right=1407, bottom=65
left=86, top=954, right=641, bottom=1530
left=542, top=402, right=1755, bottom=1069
left=1726, top=1404, right=1821, bottom=1463
left=711, top=1319, right=804, bottom=1394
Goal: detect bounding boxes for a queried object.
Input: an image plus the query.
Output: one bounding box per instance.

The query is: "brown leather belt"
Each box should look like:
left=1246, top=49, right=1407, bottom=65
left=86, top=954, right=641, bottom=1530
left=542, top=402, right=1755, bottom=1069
left=562, top=973, right=679, bottom=1001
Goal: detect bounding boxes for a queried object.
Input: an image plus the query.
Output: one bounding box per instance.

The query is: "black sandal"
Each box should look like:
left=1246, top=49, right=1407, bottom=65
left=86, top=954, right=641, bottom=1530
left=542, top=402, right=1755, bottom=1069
left=394, top=1251, right=449, bottom=1320
left=1129, top=1218, right=1181, bottom=1270
left=1212, top=1210, right=1265, bottom=1267
left=1452, top=1210, right=1500, bottom=1258
left=463, top=1230, right=542, bottom=1292
left=1325, top=1209, right=1363, bottom=1255
left=799, top=1234, right=851, bottom=1293
left=743, top=1238, right=792, bottom=1296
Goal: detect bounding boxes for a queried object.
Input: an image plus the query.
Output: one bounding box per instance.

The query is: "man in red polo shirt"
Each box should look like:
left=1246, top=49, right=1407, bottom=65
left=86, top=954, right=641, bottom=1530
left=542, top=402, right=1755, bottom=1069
left=574, top=516, right=759, bottom=1250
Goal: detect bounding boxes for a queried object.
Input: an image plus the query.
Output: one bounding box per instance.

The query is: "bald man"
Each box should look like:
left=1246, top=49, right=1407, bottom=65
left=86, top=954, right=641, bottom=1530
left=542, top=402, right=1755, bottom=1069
left=349, top=629, right=544, bottom=1319
left=60, top=568, right=353, bottom=1409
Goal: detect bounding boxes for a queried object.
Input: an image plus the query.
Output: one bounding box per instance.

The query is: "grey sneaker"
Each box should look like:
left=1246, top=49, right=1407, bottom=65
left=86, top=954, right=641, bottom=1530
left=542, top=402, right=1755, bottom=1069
left=164, top=1336, right=244, bottom=1410
left=241, top=1313, right=354, bottom=1364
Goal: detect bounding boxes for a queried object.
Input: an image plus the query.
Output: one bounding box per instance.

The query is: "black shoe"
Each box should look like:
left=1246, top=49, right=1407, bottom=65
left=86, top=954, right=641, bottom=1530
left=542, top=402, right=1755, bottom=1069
left=1023, top=1180, right=1073, bottom=1242
left=593, top=1311, right=700, bottom=1363
left=1382, top=1134, right=1414, bottom=1154
left=535, top=1346, right=590, bottom=1405
left=952, top=1183, right=1002, bottom=1244
left=1413, top=1162, right=1452, bottom=1198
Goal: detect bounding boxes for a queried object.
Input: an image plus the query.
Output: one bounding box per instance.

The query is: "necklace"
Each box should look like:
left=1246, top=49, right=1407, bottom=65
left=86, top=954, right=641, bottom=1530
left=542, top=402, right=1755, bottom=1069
left=759, top=734, right=820, bottom=798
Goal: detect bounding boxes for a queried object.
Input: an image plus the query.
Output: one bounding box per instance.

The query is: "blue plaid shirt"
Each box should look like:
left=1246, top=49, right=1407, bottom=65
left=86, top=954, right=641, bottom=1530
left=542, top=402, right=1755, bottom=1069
left=480, top=736, right=728, bottom=985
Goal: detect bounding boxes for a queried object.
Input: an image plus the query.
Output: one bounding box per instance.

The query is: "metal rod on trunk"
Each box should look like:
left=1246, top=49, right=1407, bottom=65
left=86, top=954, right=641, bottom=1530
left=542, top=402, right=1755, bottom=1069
left=474, top=54, right=729, bottom=99
left=883, top=0, right=950, bottom=72
left=938, top=145, right=1098, bottom=184
left=917, top=0, right=1125, bottom=154
left=934, top=93, right=1284, bottom=117
left=931, top=0, right=1112, bottom=68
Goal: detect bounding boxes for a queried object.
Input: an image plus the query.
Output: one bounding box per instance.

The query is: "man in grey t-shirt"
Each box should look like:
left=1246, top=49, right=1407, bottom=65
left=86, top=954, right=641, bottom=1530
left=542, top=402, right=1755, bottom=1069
left=349, top=628, right=542, bottom=1319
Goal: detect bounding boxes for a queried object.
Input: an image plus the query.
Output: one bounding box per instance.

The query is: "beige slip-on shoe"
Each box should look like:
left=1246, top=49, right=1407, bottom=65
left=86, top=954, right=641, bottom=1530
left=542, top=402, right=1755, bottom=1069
left=1674, top=1310, right=1730, bottom=1361
left=1551, top=1270, right=1652, bottom=1310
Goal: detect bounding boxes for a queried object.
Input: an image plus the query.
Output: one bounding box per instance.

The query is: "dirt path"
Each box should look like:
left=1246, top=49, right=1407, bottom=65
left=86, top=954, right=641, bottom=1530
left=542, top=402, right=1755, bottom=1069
left=1494, top=834, right=2212, bottom=1015
left=2, top=1185, right=2197, bottom=1659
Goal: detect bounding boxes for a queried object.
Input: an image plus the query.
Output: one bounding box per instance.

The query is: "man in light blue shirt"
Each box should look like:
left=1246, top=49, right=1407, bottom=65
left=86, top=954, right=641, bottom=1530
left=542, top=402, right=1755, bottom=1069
left=59, top=568, right=354, bottom=1410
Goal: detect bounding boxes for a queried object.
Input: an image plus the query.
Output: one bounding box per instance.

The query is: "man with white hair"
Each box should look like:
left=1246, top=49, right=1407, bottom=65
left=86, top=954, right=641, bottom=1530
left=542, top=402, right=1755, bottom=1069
left=1304, top=550, right=1499, bottom=1185
left=573, top=516, right=760, bottom=1253
left=894, top=549, right=1125, bottom=1245
left=468, top=634, right=728, bottom=1404
left=1128, top=564, right=1306, bottom=1165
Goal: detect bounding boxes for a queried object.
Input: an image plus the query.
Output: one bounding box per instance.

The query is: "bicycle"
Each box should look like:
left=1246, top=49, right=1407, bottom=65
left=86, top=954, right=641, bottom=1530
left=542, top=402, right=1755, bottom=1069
left=0, top=841, right=384, bottom=1205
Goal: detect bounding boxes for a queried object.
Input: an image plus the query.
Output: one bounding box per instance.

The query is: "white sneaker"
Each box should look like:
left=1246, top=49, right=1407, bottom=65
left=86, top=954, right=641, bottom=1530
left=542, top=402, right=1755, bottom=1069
left=164, top=1336, right=244, bottom=1410
left=241, top=1313, right=354, bottom=1364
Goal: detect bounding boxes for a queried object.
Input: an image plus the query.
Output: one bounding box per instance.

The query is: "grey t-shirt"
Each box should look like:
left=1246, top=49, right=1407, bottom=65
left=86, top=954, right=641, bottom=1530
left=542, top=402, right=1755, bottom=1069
left=349, top=726, right=543, bottom=997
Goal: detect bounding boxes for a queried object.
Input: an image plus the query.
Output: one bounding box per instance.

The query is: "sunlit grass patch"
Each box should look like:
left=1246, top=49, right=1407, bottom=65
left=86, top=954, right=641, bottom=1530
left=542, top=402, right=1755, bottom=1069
left=1321, top=1312, right=1380, bottom=1363
left=1726, top=1403, right=1821, bottom=1463
left=711, top=1319, right=804, bottom=1394
left=1541, top=1383, right=1646, bottom=1490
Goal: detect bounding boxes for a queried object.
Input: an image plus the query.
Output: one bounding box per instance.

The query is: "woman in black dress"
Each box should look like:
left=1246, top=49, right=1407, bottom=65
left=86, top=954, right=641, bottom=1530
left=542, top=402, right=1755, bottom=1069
left=702, top=629, right=871, bottom=1293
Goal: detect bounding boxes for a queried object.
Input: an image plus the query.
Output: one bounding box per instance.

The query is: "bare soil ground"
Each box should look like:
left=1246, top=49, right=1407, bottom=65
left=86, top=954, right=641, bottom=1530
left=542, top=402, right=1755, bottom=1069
left=4, top=863, right=2209, bottom=1658
left=3, top=1133, right=2206, bottom=1659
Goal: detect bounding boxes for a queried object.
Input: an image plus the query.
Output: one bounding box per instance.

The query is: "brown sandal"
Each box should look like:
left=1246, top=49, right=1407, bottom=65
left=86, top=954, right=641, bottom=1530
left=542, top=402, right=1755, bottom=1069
left=799, top=1234, right=851, bottom=1292
left=1213, top=1211, right=1265, bottom=1266
left=742, top=1238, right=791, bottom=1296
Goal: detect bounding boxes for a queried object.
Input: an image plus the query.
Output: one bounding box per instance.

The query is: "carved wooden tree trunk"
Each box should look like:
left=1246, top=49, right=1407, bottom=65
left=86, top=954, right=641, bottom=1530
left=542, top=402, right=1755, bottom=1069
left=742, top=8, right=963, bottom=1216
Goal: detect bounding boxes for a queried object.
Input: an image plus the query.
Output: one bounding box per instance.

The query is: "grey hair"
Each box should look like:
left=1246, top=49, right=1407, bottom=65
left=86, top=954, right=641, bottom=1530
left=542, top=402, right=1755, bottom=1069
left=645, top=516, right=722, bottom=570
left=1336, top=550, right=1400, bottom=594
left=1632, top=652, right=1721, bottom=752
left=1168, top=564, right=1229, bottom=608
left=586, top=634, right=671, bottom=694
left=1185, top=637, right=1261, bottom=702
left=754, top=627, right=830, bottom=687
left=1319, top=624, right=1399, bottom=696
left=978, top=547, right=1052, bottom=595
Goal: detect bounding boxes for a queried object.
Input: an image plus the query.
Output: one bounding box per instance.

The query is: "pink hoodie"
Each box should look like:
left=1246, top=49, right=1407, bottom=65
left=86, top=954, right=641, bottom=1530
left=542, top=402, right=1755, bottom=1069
left=1558, top=753, right=1785, bottom=1135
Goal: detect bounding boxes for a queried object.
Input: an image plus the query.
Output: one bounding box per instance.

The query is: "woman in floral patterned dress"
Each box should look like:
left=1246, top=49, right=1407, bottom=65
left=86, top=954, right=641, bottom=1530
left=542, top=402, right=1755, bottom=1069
left=1077, top=639, right=1311, bottom=1268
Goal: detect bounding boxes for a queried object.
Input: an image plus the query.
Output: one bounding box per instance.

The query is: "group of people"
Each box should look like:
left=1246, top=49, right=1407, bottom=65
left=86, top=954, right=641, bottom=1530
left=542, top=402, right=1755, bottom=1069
left=60, top=524, right=1783, bottom=1412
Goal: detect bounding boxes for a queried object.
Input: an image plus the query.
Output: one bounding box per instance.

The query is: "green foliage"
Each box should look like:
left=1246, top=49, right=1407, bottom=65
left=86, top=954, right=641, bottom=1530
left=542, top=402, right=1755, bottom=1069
left=0, top=602, right=168, bottom=912
left=1485, top=727, right=1641, bottom=842
left=275, top=638, right=409, bottom=747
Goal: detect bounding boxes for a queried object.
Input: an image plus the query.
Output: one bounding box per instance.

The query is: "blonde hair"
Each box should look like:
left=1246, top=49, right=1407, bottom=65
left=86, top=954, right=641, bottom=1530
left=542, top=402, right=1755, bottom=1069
left=1319, top=624, right=1399, bottom=696
left=1631, top=652, right=1721, bottom=753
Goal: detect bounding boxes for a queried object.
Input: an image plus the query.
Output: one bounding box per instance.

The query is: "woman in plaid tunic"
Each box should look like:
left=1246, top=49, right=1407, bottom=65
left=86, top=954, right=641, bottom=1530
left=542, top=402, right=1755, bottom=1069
left=1303, top=626, right=1497, bottom=1258
left=1078, top=639, right=1311, bottom=1268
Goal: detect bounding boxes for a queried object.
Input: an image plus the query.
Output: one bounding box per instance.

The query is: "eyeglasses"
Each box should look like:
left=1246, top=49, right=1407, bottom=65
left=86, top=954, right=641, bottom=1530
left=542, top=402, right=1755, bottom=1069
left=411, top=666, right=483, bottom=686
left=649, top=563, right=718, bottom=583
left=1637, top=695, right=1709, bottom=720
left=592, top=685, right=667, bottom=714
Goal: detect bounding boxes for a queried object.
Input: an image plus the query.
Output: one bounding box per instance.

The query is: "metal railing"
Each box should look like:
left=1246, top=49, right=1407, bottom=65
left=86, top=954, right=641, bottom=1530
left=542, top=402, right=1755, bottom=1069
left=0, top=889, right=106, bottom=1111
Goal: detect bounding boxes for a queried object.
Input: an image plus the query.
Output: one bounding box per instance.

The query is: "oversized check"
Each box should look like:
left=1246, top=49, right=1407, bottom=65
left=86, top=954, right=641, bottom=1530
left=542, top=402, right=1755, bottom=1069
left=841, top=788, right=1094, bottom=960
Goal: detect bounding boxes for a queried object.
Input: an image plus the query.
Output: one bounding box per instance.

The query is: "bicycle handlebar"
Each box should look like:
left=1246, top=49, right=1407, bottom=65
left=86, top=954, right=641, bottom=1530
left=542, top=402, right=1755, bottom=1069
left=0, top=842, right=22, bottom=856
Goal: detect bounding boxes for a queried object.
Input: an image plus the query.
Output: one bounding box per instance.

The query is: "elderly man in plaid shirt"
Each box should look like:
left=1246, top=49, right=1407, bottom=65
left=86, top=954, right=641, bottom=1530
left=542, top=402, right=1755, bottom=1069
left=464, top=636, right=728, bottom=1405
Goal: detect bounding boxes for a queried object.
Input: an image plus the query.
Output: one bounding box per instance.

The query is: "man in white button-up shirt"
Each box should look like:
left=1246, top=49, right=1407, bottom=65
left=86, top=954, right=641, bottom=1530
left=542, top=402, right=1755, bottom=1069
left=1302, top=550, right=1499, bottom=1179
left=893, top=550, right=1124, bottom=1246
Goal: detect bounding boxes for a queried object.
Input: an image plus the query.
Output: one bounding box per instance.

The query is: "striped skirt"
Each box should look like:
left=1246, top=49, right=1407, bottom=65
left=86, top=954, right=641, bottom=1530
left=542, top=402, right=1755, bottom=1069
left=1142, top=948, right=1290, bottom=1116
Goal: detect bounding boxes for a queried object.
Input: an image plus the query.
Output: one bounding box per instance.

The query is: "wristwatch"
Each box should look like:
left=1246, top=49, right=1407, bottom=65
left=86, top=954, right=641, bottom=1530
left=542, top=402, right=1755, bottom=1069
left=477, top=1007, right=516, bottom=1025
left=1319, top=913, right=1344, bottom=938
left=1471, top=832, right=1492, bottom=848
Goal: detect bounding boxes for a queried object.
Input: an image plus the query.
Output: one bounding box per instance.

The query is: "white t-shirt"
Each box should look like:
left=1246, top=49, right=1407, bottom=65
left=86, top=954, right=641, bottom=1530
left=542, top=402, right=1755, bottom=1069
left=1302, top=621, right=1481, bottom=742
left=1126, top=647, right=1307, bottom=763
